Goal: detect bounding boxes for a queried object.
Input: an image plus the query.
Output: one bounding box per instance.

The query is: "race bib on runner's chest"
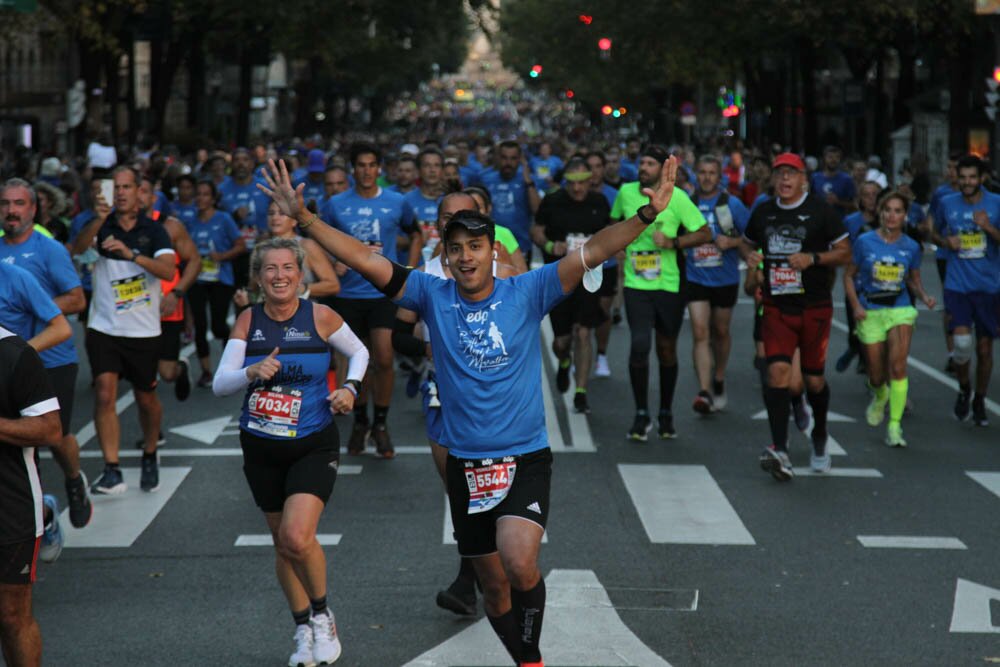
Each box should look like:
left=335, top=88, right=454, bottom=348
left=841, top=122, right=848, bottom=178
left=247, top=387, right=302, bottom=438
left=631, top=250, right=661, bottom=280
left=464, top=457, right=517, bottom=514
left=112, top=273, right=152, bottom=312
left=871, top=261, right=903, bottom=292
left=692, top=243, right=723, bottom=268
left=768, top=263, right=804, bottom=295
left=958, top=230, right=987, bottom=260
left=200, top=257, right=220, bottom=282
left=565, top=233, right=590, bottom=253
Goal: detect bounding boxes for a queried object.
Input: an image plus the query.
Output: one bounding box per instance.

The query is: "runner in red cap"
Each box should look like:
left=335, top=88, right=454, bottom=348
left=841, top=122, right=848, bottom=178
left=740, top=153, right=851, bottom=480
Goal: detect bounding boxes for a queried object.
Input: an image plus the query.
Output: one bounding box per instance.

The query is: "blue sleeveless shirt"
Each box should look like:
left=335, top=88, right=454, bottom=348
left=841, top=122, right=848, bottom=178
left=240, top=300, right=332, bottom=439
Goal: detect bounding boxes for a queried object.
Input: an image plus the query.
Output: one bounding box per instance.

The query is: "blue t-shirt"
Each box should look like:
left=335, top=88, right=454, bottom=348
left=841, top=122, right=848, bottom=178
left=843, top=211, right=877, bottom=244
left=0, top=262, right=62, bottom=355
left=906, top=201, right=926, bottom=233
left=459, top=164, right=480, bottom=187
left=619, top=158, right=639, bottom=183
left=395, top=263, right=568, bottom=458
left=239, top=300, right=332, bottom=440
left=218, top=179, right=269, bottom=235
left=479, top=167, right=534, bottom=254
left=403, top=189, right=441, bottom=251
left=685, top=192, right=749, bottom=287
left=530, top=155, right=563, bottom=191
left=0, top=232, right=81, bottom=368
left=295, top=176, right=326, bottom=211
left=324, top=188, right=414, bottom=299
left=810, top=170, right=856, bottom=205
left=937, top=190, right=1000, bottom=294
left=750, top=192, right=771, bottom=213
left=69, top=209, right=96, bottom=291
left=170, top=201, right=198, bottom=229
left=930, top=184, right=959, bottom=259
left=189, top=211, right=242, bottom=286
left=852, top=230, right=922, bottom=309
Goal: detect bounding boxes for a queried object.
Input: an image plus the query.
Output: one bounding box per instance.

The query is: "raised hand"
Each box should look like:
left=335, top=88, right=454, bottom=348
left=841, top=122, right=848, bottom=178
left=257, top=160, right=305, bottom=220
left=248, top=346, right=281, bottom=382
left=641, top=156, right=678, bottom=214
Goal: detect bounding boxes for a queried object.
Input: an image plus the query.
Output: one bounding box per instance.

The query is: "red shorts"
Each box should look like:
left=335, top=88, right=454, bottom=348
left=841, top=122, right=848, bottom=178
left=761, top=303, right=832, bottom=375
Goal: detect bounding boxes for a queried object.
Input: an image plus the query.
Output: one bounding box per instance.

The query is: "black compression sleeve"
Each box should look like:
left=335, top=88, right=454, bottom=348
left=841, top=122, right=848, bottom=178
left=379, top=261, right=411, bottom=298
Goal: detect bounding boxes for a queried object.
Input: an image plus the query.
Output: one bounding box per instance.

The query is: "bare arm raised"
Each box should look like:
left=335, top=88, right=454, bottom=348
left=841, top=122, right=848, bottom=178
left=258, top=159, right=399, bottom=297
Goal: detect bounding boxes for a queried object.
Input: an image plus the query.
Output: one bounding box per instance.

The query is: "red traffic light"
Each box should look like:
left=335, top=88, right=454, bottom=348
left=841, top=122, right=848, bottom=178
left=598, top=37, right=612, bottom=51
left=531, top=64, right=543, bottom=74
left=578, top=14, right=592, bottom=25
left=566, top=89, right=575, bottom=99
left=601, top=105, right=613, bottom=115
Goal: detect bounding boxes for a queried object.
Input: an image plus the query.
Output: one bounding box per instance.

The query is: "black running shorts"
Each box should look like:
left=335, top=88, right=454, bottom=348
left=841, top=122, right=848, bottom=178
left=446, top=447, right=552, bottom=557
left=0, top=537, right=40, bottom=585
left=239, top=422, right=340, bottom=513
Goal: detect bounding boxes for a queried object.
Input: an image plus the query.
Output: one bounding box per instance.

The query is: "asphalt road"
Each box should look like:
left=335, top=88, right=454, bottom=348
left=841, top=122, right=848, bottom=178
left=32, top=252, right=1000, bottom=667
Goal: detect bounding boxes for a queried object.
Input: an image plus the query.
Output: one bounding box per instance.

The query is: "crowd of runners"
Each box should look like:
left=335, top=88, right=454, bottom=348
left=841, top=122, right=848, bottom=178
left=0, top=131, right=997, bottom=667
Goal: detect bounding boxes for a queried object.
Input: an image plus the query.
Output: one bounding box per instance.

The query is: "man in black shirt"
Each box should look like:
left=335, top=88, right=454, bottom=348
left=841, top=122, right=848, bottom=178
left=741, top=153, right=850, bottom=480
left=530, top=158, right=611, bottom=413
left=0, top=326, right=62, bottom=667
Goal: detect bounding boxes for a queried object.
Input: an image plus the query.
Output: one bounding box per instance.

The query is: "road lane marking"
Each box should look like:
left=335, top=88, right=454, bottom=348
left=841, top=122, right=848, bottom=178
left=168, top=415, right=234, bottom=445
left=402, top=569, right=672, bottom=667
left=966, top=471, right=1000, bottom=500
left=618, top=464, right=755, bottom=545
left=539, top=324, right=596, bottom=452
left=796, top=468, right=883, bottom=478
left=950, top=578, right=1000, bottom=633
left=235, top=534, right=342, bottom=547
left=751, top=410, right=848, bottom=456
left=856, top=535, right=966, bottom=549
left=62, top=467, right=191, bottom=548
left=443, top=495, right=547, bottom=545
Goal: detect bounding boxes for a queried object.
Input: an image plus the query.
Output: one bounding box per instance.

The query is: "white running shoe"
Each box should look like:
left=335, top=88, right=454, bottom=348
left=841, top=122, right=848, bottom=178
left=809, top=453, right=832, bottom=473
left=712, top=390, right=727, bottom=411
left=289, top=624, right=316, bottom=667
left=310, top=611, right=342, bottom=665
left=594, top=354, right=611, bottom=378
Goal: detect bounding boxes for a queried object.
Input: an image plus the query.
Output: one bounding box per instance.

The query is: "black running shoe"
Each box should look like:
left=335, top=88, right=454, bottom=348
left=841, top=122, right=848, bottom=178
left=556, top=362, right=570, bottom=393
left=954, top=389, right=971, bottom=422
left=140, top=454, right=160, bottom=492
left=175, top=360, right=191, bottom=402
left=435, top=576, right=477, bottom=616
left=973, top=396, right=989, bottom=427
left=573, top=391, right=590, bottom=414
left=658, top=411, right=677, bottom=439
left=627, top=413, right=652, bottom=441
left=65, top=472, right=93, bottom=528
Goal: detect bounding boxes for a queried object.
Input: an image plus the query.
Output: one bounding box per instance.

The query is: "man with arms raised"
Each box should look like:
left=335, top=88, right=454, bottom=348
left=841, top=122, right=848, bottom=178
left=260, top=154, right=680, bottom=667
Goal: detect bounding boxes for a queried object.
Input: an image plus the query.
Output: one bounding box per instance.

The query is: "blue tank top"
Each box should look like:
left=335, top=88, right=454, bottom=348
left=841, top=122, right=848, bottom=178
left=239, top=300, right=332, bottom=439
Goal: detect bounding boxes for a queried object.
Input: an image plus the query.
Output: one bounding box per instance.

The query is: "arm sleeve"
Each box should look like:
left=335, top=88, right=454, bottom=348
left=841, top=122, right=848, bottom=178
left=212, top=339, right=251, bottom=396
left=327, top=323, right=369, bottom=383
left=393, top=269, right=427, bottom=312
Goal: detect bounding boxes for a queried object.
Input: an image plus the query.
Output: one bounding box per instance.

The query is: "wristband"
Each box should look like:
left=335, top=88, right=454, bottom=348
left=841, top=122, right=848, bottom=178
left=544, top=240, right=555, bottom=254
left=342, top=383, right=358, bottom=398
left=297, top=212, right=317, bottom=229
left=636, top=205, right=656, bottom=225
left=812, top=252, right=820, bottom=266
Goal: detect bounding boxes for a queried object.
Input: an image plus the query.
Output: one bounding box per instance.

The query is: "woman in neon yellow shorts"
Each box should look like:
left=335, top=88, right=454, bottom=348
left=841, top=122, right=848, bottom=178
left=845, top=191, right=936, bottom=446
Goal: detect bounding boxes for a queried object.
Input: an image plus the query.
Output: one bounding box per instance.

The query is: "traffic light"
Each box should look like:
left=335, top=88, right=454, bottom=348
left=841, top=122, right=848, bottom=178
left=598, top=37, right=612, bottom=51
left=601, top=105, right=613, bottom=115
left=529, top=64, right=542, bottom=78
left=578, top=14, right=592, bottom=24
left=994, top=66, right=1000, bottom=83
left=565, top=89, right=575, bottom=99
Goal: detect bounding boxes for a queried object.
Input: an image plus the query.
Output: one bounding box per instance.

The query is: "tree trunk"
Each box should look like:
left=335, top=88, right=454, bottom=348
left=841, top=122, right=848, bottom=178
left=149, top=35, right=186, bottom=140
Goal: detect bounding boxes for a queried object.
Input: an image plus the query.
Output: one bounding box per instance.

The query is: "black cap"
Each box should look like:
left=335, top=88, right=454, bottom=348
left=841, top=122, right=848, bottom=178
left=442, top=209, right=495, bottom=242
left=641, top=144, right=670, bottom=164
